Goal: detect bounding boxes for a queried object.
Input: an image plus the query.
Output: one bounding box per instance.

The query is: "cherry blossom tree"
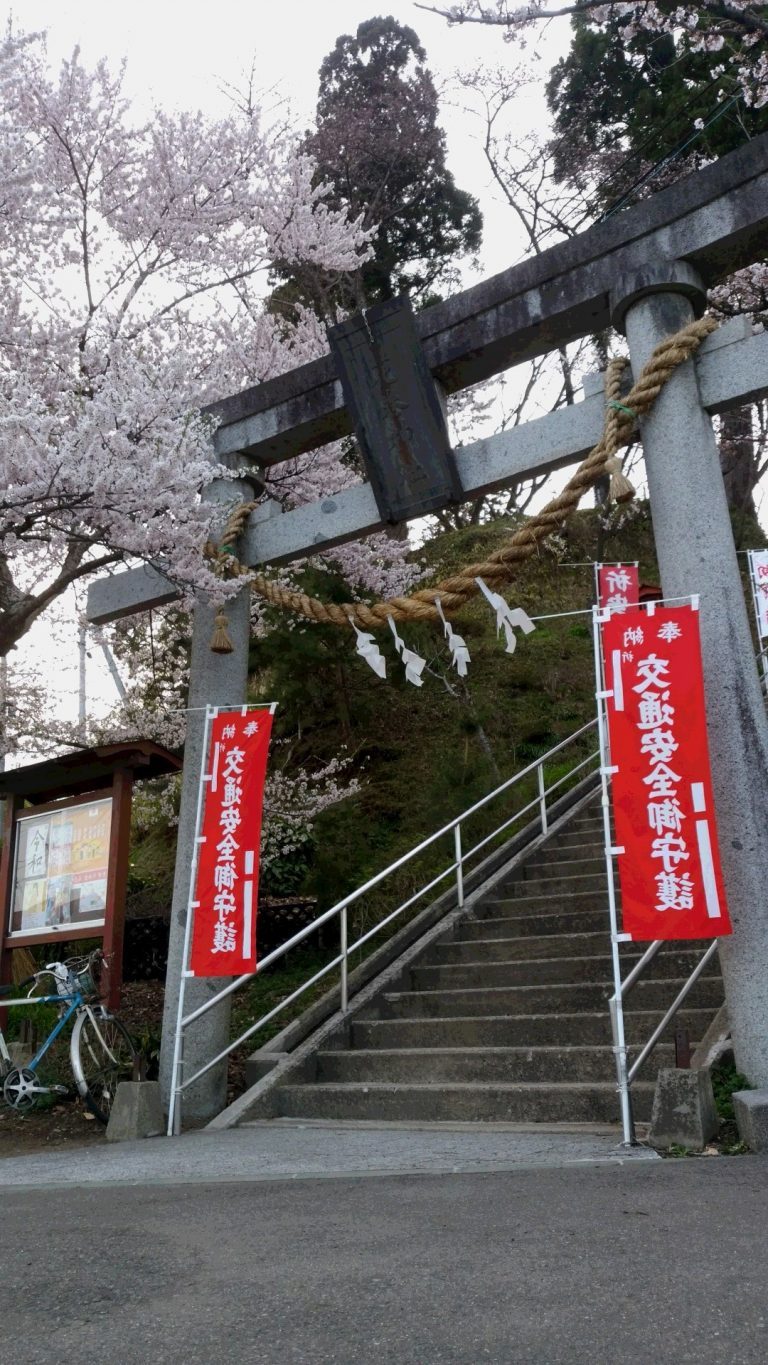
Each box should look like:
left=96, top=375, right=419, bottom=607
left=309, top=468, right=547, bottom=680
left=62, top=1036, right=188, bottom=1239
left=417, top=2, right=768, bottom=107
left=0, top=27, right=408, bottom=664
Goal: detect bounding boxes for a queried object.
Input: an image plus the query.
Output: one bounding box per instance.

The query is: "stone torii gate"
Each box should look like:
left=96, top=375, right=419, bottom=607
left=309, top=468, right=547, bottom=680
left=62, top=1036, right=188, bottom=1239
left=88, top=133, right=768, bottom=1121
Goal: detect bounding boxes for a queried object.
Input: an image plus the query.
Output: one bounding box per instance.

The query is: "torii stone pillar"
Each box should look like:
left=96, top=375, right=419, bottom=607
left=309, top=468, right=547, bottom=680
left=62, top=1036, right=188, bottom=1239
left=158, top=478, right=253, bottom=1121
left=612, top=260, right=768, bottom=1087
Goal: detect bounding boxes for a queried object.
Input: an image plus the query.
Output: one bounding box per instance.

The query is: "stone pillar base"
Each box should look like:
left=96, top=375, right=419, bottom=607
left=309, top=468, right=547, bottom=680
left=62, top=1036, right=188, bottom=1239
left=733, top=1090, right=768, bottom=1152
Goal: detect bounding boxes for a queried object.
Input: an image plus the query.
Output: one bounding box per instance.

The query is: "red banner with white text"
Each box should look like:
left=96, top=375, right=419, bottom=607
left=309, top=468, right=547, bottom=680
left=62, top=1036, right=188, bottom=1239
left=602, top=605, right=731, bottom=941
left=189, top=709, right=273, bottom=976
left=597, top=563, right=639, bottom=614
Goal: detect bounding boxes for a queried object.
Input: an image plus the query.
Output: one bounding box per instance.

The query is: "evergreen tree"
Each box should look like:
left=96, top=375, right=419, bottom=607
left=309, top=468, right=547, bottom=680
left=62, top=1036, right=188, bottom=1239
left=272, top=15, right=482, bottom=317
left=545, top=13, right=768, bottom=207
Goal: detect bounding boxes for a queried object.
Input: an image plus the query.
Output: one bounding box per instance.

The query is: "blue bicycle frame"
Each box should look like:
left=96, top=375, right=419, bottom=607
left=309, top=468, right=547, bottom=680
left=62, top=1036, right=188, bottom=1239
left=0, top=987, right=84, bottom=1077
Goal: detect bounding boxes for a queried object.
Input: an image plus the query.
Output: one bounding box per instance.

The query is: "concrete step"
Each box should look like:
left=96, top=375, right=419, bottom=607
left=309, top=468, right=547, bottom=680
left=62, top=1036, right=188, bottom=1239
left=274, top=1080, right=656, bottom=1124
left=433, top=931, right=615, bottom=962
left=497, top=872, right=607, bottom=898
left=432, top=931, right=717, bottom=964
left=315, top=1044, right=676, bottom=1084
left=481, top=892, right=608, bottom=918
left=410, top=949, right=710, bottom=991
left=545, top=829, right=608, bottom=851
left=381, top=976, right=723, bottom=1019
left=351, top=1008, right=713, bottom=1050
left=511, top=856, right=607, bottom=884
left=461, top=909, right=610, bottom=938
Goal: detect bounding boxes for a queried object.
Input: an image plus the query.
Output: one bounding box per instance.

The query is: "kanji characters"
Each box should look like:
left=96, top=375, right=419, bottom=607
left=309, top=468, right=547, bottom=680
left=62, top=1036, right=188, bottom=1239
left=655, top=871, right=695, bottom=912
left=633, top=654, right=671, bottom=692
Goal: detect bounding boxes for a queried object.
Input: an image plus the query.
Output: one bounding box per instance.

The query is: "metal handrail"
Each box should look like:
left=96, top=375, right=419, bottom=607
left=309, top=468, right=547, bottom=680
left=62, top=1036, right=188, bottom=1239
left=168, top=717, right=600, bottom=1133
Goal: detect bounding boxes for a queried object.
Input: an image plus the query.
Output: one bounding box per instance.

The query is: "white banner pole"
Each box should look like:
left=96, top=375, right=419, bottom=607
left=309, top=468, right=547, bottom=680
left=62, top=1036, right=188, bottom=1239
left=167, top=703, right=216, bottom=1138
left=592, top=606, right=634, bottom=1147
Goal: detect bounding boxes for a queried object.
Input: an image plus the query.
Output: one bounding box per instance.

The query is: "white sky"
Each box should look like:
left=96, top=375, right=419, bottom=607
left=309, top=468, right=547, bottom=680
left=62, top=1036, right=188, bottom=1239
left=6, top=1, right=573, bottom=744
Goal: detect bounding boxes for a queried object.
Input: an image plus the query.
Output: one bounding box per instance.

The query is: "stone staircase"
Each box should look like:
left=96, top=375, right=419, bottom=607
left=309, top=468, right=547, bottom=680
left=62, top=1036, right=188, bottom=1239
left=257, top=800, right=725, bottom=1126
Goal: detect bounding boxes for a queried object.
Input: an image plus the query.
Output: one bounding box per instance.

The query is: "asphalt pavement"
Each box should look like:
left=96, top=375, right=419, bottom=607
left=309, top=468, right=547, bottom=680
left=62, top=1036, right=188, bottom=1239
left=1, top=1137, right=766, bottom=1364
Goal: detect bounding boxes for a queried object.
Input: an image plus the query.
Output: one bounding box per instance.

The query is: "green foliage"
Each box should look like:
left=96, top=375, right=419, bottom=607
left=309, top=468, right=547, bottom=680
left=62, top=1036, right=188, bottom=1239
left=711, top=1059, right=752, bottom=1122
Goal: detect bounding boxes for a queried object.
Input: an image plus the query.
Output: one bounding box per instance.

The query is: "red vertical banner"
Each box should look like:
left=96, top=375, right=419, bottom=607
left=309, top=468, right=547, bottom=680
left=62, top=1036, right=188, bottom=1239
left=189, top=709, right=273, bottom=977
left=597, top=563, right=639, bottom=614
left=602, top=605, right=731, bottom=942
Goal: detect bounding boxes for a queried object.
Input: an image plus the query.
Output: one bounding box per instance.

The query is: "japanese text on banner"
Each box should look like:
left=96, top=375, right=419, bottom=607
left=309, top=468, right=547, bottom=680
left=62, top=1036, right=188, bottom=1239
left=189, top=709, right=273, bottom=977
left=602, top=606, right=731, bottom=942
left=597, top=563, right=639, bottom=615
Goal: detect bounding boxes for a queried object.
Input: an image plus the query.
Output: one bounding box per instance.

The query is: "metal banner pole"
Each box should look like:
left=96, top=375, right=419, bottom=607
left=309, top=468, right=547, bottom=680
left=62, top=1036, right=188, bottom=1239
left=167, top=704, right=216, bottom=1138
left=591, top=606, right=635, bottom=1146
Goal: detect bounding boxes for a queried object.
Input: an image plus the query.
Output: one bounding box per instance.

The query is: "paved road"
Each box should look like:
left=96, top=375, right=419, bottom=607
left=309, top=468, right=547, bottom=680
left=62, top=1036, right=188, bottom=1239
left=3, top=1155, right=767, bottom=1364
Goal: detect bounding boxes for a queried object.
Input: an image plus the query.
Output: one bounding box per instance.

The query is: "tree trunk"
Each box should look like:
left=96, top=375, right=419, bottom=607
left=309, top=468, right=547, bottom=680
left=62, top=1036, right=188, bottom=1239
left=719, top=406, right=756, bottom=516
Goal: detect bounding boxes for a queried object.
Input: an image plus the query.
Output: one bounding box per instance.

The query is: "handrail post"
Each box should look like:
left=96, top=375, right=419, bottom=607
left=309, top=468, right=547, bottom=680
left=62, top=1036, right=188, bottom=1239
left=454, top=823, right=464, bottom=908
left=340, top=907, right=349, bottom=1013
left=537, top=761, right=548, bottom=835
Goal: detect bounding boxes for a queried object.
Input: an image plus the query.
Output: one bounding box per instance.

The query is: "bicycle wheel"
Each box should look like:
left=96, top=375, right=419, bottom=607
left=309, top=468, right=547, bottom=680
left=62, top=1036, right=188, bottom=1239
left=70, top=1010, right=140, bottom=1124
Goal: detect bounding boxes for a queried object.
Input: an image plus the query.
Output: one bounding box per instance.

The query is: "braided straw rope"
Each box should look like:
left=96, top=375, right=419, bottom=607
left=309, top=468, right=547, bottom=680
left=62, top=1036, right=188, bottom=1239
left=210, top=315, right=717, bottom=631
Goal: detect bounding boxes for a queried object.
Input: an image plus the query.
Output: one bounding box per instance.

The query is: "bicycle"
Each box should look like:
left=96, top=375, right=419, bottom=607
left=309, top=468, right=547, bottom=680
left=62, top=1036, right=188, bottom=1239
left=0, top=951, right=140, bottom=1125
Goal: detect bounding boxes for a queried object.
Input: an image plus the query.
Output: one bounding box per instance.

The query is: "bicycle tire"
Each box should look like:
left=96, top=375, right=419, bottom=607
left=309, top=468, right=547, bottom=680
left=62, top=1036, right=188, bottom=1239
left=70, top=1010, right=140, bottom=1125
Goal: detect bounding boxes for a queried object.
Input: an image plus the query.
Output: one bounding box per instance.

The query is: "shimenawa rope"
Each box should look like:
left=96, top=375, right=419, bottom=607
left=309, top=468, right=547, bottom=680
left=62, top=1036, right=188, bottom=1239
left=207, top=315, right=717, bottom=650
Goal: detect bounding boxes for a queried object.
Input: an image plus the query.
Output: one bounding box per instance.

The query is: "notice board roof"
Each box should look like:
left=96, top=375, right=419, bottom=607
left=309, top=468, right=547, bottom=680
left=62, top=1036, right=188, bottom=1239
left=0, top=740, right=182, bottom=802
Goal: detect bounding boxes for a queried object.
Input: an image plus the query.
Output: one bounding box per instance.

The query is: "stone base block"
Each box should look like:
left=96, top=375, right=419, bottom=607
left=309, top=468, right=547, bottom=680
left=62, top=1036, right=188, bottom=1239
left=648, top=1067, right=719, bottom=1151
left=732, top=1090, right=768, bottom=1153
left=106, top=1081, right=164, bottom=1143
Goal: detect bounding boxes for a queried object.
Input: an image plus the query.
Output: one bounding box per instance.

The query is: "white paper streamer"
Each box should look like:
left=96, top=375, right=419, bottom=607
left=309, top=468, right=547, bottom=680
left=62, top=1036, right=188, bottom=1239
left=475, top=577, right=535, bottom=655
left=387, top=616, right=426, bottom=687
left=349, top=617, right=386, bottom=678
left=435, top=598, right=471, bottom=677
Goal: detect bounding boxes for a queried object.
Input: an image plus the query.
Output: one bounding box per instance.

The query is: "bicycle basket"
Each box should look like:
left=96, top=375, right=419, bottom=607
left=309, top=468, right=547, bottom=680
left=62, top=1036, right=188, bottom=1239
left=71, top=953, right=104, bottom=1000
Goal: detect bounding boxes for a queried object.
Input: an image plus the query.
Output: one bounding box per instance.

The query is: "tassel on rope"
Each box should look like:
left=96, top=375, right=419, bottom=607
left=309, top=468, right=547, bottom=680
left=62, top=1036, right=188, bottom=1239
left=210, top=611, right=235, bottom=655
left=605, top=456, right=636, bottom=504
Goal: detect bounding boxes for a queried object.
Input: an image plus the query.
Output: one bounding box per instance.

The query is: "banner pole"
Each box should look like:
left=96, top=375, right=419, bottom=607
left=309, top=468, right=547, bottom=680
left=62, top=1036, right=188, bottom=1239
left=167, top=703, right=216, bottom=1138
left=592, top=606, right=635, bottom=1147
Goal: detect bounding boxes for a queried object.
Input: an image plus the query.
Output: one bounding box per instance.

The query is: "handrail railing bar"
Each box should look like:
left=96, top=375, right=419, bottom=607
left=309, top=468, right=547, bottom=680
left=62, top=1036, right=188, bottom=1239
left=462, top=795, right=541, bottom=864
left=614, top=940, right=663, bottom=1001
left=626, top=941, right=719, bottom=1084
left=179, top=951, right=345, bottom=1093
left=349, top=863, right=459, bottom=956
left=181, top=723, right=599, bottom=1031
left=449, top=752, right=598, bottom=870
left=181, top=899, right=362, bottom=1028
left=536, top=751, right=600, bottom=799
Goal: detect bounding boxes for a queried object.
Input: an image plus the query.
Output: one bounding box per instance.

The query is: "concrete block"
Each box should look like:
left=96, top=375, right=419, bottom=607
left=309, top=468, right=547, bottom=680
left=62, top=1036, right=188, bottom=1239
left=106, top=1082, right=164, bottom=1142
left=732, top=1090, right=768, bottom=1153
left=648, top=1068, right=719, bottom=1151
